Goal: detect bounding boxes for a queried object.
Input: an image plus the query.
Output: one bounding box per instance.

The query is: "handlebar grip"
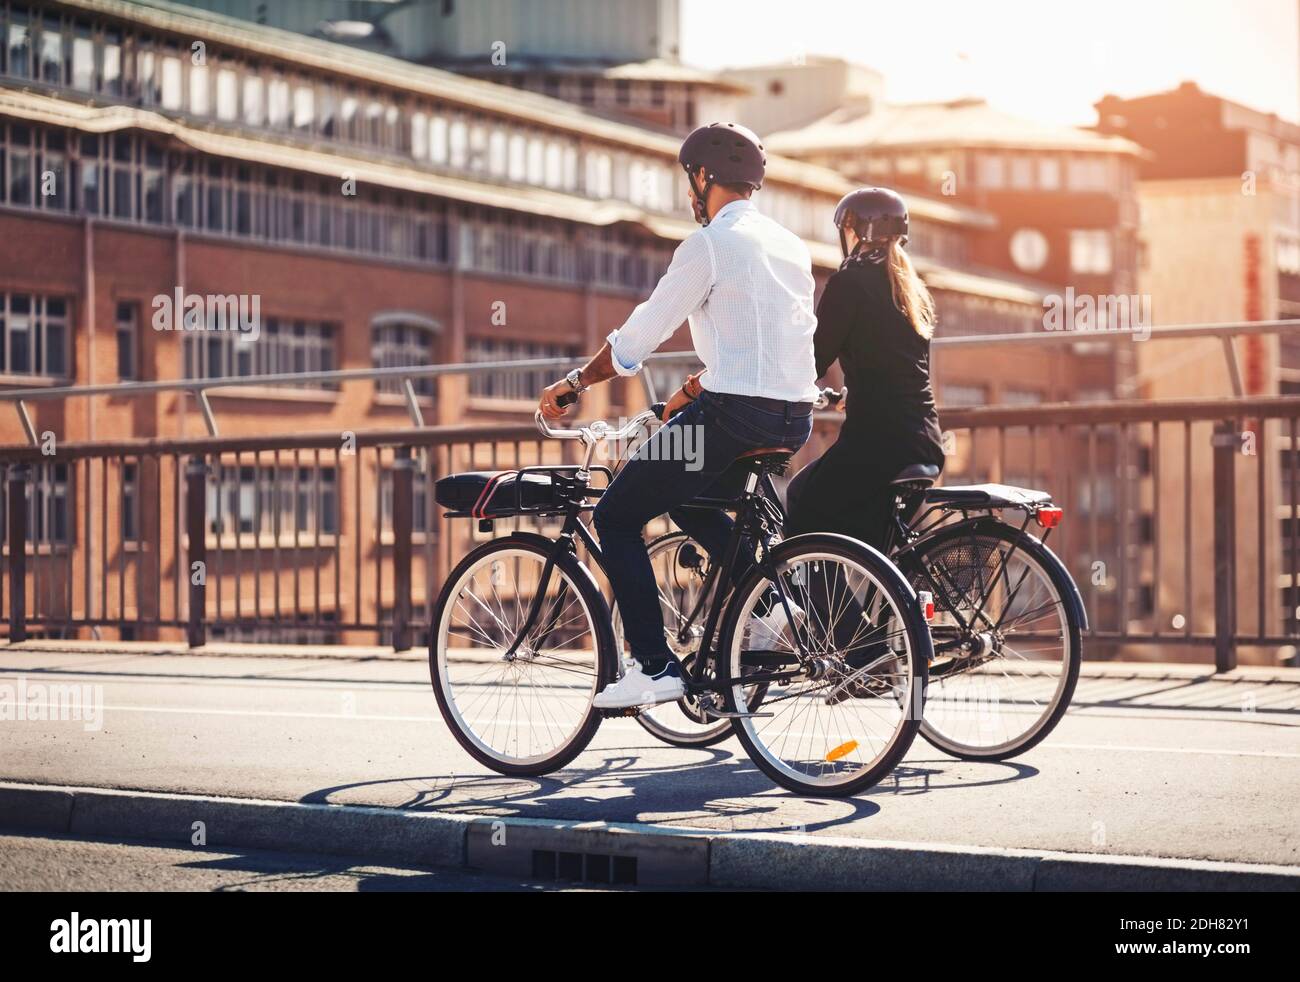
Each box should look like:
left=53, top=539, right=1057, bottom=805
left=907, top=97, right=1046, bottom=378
left=819, top=386, right=845, bottom=407
left=650, top=401, right=667, bottom=421
left=556, top=389, right=578, bottom=408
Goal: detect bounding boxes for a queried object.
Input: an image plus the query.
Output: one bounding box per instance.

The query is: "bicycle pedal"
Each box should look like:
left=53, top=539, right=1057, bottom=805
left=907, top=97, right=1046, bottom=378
left=598, top=707, right=643, bottom=718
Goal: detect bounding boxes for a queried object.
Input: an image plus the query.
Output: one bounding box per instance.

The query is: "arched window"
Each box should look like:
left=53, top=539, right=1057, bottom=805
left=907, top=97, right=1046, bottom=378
left=371, top=314, right=441, bottom=397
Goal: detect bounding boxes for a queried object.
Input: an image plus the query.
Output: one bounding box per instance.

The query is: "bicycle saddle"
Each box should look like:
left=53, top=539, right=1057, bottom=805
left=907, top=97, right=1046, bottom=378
left=890, top=463, right=941, bottom=491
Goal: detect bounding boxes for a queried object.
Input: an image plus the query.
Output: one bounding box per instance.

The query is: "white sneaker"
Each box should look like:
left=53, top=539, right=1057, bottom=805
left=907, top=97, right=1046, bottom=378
left=593, top=659, right=686, bottom=709
left=748, top=596, right=804, bottom=650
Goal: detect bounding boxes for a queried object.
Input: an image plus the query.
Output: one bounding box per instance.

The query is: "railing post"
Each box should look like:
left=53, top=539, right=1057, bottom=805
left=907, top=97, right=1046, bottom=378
left=7, top=463, right=29, bottom=643
left=185, top=455, right=208, bottom=649
left=1211, top=421, right=1237, bottom=672
left=391, top=447, right=415, bottom=653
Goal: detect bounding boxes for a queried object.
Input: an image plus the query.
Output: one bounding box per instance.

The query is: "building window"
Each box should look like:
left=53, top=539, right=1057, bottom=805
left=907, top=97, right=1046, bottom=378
left=122, top=462, right=139, bottom=542
left=381, top=467, right=433, bottom=534
left=184, top=317, right=336, bottom=388
left=1038, top=156, right=1061, bottom=190
left=1066, top=155, right=1111, bottom=192
left=7, top=14, right=31, bottom=78
left=71, top=35, right=94, bottom=91
left=243, top=74, right=264, bottom=126
left=940, top=383, right=988, bottom=407
left=1009, top=156, right=1034, bottom=190
left=1003, top=388, right=1044, bottom=405
left=116, top=302, right=138, bottom=380
left=977, top=154, right=1005, bottom=189
left=102, top=32, right=122, bottom=96
left=1, top=293, right=69, bottom=378
left=267, top=77, right=289, bottom=127
left=29, top=463, right=72, bottom=544
left=189, top=63, right=209, bottom=115
left=0, top=463, right=72, bottom=546
left=466, top=337, right=579, bottom=401
left=215, top=68, right=238, bottom=121
left=207, top=464, right=338, bottom=538
left=37, top=18, right=62, bottom=84
left=293, top=83, right=314, bottom=131
left=160, top=54, right=182, bottom=110
left=372, top=319, right=439, bottom=397
left=1070, top=229, right=1113, bottom=275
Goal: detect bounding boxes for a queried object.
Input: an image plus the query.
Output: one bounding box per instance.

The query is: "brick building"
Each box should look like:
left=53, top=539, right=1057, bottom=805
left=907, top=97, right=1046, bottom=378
left=0, top=0, right=1051, bottom=643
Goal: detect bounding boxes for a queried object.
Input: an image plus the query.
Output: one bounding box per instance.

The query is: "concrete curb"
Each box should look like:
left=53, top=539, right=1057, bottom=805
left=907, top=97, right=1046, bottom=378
left=2, top=781, right=1297, bottom=891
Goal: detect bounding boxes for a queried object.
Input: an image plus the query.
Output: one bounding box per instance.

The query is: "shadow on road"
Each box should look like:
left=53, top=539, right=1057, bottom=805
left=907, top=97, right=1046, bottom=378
left=300, top=747, right=1037, bottom=835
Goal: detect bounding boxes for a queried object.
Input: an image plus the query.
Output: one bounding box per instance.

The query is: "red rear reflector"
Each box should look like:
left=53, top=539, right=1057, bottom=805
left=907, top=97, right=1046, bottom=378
left=917, top=591, right=935, bottom=621
left=1036, top=507, right=1063, bottom=529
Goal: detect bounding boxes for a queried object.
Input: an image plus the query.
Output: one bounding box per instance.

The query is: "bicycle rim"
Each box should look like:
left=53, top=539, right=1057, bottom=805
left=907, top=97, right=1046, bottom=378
left=434, top=544, right=601, bottom=770
left=914, top=530, right=1077, bottom=758
left=725, top=545, right=923, bottom=795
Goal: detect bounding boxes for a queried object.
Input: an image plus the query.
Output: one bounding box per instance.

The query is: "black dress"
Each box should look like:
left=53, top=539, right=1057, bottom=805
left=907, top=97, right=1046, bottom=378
left=785, top=257, right=945, bottom=550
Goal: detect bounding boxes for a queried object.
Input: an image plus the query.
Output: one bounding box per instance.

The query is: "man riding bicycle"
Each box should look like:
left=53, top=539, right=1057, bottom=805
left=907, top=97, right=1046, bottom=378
left=537, top=122, right=819, bottom=710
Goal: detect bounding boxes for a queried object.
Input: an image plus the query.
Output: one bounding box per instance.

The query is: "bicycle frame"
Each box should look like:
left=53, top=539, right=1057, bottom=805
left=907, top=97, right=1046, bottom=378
left=500, top=463, right=814, bottom=704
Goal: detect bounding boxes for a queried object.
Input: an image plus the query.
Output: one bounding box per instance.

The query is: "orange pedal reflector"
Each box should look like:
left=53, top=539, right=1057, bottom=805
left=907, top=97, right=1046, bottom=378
left=826, top=740, right=858, bottom=762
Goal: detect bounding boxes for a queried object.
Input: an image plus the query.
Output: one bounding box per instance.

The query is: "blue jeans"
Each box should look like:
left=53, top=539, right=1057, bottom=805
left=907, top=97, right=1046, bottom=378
left=593, top=390, right=813, bottom=671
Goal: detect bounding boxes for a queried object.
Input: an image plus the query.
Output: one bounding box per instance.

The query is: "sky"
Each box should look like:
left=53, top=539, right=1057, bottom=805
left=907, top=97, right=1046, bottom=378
left=680, top=0, right=1299, bottom=126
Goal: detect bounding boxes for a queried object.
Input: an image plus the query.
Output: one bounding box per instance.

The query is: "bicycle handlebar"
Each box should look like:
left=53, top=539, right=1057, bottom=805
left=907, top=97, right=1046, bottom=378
left=534, top=406, right=659, bottom=445
left=814, top=386, right=846, bottom=410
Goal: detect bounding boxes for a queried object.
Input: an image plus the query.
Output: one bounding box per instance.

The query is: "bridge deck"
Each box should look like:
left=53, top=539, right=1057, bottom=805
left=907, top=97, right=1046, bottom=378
left=0, top=646, right=1296, bottom=868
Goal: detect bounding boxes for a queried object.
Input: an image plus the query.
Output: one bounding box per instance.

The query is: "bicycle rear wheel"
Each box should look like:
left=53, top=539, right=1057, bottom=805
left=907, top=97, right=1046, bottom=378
left=904, top=520, right=1082, bottom=761
left=719, top=533, right=929, bottom=797
left=430, top=535, right=617, bottom=776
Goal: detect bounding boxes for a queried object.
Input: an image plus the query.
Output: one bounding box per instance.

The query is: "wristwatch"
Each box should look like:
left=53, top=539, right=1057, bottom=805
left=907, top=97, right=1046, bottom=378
left=564, top=368, right=586, bottom=394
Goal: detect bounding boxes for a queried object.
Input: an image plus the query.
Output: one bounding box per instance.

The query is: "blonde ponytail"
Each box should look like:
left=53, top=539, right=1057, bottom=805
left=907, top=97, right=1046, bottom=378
left=885, top=238, right=935, bottom=339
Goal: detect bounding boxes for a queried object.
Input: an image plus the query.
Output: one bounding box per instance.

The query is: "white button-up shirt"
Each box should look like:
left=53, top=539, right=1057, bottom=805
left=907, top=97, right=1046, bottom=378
left=605, top=199, right=819, bottom=403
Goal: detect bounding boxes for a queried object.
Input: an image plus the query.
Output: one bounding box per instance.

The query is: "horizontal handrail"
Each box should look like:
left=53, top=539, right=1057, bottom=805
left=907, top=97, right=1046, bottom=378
left=4, top=395, right=1300, bottom=462
left=0, top=422, right=542, bottom=462
left=2, top=319, right=1296, bottom=405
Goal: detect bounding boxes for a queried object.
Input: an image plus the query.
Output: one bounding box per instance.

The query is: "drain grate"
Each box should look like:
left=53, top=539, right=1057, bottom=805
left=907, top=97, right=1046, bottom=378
left=531, top=848, right=638, bottom=885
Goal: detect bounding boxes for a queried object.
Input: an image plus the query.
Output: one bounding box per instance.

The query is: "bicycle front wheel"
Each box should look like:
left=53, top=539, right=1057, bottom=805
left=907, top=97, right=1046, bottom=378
left=430, top=535, right=617, bottom=776
left=904, top=520, right=1082, bottom=761
left=719, top=533, right=930, bottom=797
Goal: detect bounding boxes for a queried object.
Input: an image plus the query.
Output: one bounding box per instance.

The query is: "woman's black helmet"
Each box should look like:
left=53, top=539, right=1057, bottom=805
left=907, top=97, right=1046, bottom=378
left=834, top=187, right=909, bottom=258
left=678, top=122, right=766, bottom=225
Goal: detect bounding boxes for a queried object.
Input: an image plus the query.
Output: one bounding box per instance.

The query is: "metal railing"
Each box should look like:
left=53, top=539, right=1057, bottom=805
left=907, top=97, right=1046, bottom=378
left=2, top=320, right=1300, bottom=668
left=3, top=319, right=1294, bottom=439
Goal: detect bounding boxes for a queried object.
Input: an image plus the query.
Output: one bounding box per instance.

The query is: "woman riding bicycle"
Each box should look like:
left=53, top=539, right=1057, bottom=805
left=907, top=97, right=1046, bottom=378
left=786, top=187, right=945, bottom=551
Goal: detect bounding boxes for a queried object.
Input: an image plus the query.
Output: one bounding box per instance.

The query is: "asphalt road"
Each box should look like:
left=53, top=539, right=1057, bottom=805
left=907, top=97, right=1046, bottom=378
left=0, top=831, right=616, bottom=891
left=0, top=649, right=1296, bottom=867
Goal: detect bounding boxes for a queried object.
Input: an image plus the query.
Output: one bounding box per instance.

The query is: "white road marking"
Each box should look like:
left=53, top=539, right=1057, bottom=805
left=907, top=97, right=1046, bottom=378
left=1042, top=741, right=1300, bottom=760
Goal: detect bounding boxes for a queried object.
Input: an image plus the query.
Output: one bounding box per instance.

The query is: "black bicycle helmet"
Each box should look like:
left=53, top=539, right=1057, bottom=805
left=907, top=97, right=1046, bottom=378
left=834, top=187, right=909, bottom=259
left=678, top=122, right=766, bottom=225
